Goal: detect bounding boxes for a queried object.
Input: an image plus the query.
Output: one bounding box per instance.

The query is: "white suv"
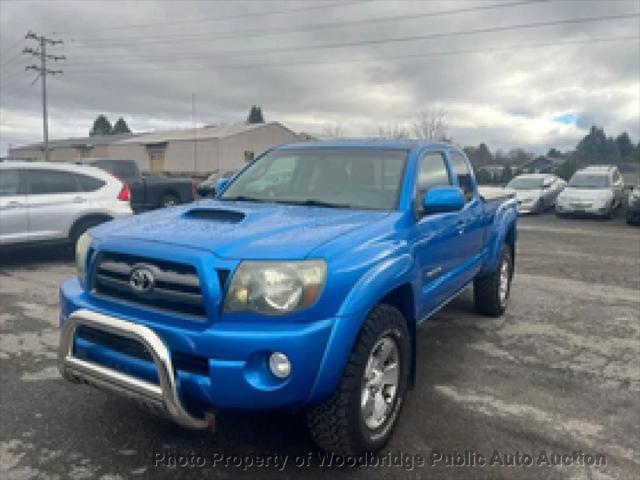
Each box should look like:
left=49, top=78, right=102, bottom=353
left=0, top=161, right=133, bottom=247
left=556, top=165, right=625, bottom=218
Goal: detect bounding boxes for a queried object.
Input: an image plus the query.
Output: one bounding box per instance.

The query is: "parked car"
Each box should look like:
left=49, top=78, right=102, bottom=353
left=58, top=141, right=517, bottom=455
left=556, top=165, right=625, bottom=218
left=626, top=186, right=640, bottom=225
left=507, top=173, right=565, bottom=214
left=0, top=161, right=132, bottom=247
left=196, top=170, right=236, bottom=198
left=87, top=159, right=194, bottom=210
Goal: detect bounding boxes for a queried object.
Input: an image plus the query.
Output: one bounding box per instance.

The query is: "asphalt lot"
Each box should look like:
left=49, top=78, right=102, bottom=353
left=0, top=210, right=638, bottom=480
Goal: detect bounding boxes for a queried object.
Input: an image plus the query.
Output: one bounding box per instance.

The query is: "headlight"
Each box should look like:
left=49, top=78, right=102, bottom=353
left=75, top=232, right=92, bottom=284
left=224, top=260, right=326, bottom=315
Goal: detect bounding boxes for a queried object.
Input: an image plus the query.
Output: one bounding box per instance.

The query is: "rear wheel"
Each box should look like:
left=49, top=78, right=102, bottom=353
left=306, top=304, right=410, bottom=456
left=160, top=193, right=180, bottom=208
left=474, top=246, right=513, bottom=316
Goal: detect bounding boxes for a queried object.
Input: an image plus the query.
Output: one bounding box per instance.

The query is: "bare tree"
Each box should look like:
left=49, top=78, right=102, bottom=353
left=412, top=107, right=448, bottom=141
left=377, top=124, right=409, bottom=140
left=322, top=123, right=345, bottom=139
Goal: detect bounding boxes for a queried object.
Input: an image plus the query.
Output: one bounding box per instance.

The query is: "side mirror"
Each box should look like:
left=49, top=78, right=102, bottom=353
left=422, top=186, right=465, bottom=214
left=214, top=178, right=230, bottom=197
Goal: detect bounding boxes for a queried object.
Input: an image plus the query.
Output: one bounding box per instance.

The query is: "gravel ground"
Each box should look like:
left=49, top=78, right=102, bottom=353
left=0, top=210, right=638, bottom=480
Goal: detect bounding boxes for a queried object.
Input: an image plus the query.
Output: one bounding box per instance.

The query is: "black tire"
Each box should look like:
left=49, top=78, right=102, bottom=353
left=606, top=203, right=615, bottom=219
left=69, top=218, right=107, bottom=248
left=474, top=246, right=513, bottom=316
left=534, top=199, right=544, bottom=214
left=160, top=193, right=180, bottom=208
left=306, top=304, right=410, bottom=456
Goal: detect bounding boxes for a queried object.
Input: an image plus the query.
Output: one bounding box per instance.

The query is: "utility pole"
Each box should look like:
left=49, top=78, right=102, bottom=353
left=192, top=93, right=198, bottom=172
left=23, top=31, right=64, bottom=161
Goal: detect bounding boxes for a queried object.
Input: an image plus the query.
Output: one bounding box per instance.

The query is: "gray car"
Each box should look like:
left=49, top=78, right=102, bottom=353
left=507, top=173, right=566, bottom=214
left=556, top=165, right=624, bottom=218
left=0, top=161, right=133, bottom=247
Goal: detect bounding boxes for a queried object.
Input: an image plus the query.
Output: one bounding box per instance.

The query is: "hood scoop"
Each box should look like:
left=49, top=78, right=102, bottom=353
left=183, top=208, right=245, bottom=223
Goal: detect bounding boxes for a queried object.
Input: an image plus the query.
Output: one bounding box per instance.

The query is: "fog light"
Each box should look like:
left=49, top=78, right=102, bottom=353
left=268, top=352, right=291, bottom=379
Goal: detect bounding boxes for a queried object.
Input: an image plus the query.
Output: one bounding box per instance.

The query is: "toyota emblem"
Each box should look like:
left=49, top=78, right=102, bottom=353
left=129, top=266, right=155, bottom=294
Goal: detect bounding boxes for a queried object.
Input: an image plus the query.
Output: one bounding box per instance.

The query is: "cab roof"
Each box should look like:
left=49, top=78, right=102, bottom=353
left=279, top=139, right=454, bottom=151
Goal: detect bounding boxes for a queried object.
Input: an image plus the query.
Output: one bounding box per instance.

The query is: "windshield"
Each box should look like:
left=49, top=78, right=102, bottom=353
left=220, top=148, right=407, bottom=210
left=507, top=177, right=545, bottom=190
left=569, top=173, right=610, bottom=189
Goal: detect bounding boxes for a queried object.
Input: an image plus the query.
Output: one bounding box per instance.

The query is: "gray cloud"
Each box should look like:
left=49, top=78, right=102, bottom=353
left=1, top=0, right=639, bottom=155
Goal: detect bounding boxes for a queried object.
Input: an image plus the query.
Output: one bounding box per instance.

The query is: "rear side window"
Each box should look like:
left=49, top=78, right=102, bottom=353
left=26, top=169, right=78, bottom=195
left=116, top=162, right=138, bottom=178
left=75, top=174, right=106, bottom=192
left=0, top=169, right=22, bottom=196
left=416, top=152, right=451, bottom=201
left=448, top=151, right=475, bottom=201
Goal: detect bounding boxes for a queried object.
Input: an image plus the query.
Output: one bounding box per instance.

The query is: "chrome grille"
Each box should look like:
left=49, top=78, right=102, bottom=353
left=92, top=252, right=206, bottom=319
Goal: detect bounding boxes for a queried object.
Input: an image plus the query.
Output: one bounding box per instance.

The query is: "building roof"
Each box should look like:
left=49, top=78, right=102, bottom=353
left=10, top=133, right=138, bottom=151
left=115, top=122, right=294, bottom=145
left=8, top=122, right=299, bottom=152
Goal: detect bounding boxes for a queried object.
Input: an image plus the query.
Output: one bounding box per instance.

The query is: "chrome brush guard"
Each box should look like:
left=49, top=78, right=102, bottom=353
left=58, top=309, right=209, bottom=429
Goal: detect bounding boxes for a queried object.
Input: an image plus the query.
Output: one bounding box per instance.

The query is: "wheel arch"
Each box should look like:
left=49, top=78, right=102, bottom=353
left=68, top=213, right=113, bottom=241
left=306, top=256, right=420, bottom=404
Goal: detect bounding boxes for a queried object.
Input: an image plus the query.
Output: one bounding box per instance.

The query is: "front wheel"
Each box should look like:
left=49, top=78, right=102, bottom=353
left=306, top=304, right=410, bottom=456
left=474, top=246, right=513, bottom=316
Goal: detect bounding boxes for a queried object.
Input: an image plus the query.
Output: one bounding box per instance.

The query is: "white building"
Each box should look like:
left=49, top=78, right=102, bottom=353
left=8, top=122, right=303, bottom=174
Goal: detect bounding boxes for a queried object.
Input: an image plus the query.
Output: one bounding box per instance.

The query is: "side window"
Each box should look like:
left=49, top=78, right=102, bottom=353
left=118, top=162, right=138, bottom=178
left=26, top=169, right=79, bottom=195
left=75, top=174, right=106, bottom=192
left=416, top=152, right=451, bottom=213
left=0, top=170, right=22, bottom=196
left=448, top=151, right=474, bottom=201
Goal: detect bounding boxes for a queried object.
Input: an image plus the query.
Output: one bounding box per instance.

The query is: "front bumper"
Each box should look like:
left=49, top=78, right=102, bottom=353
left=59, top=277, right=349, bottom=424
left=555, top=202, right=610, bottom=216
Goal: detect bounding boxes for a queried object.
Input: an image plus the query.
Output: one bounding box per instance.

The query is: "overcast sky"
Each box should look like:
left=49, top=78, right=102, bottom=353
left=1, top=0, right=639, bottom=156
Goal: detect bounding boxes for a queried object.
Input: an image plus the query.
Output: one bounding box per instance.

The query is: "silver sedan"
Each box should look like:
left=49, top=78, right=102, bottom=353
left=507, top=174, right=566, bottom=214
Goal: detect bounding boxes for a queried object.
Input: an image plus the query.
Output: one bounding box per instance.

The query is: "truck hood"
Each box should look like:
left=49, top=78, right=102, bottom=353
left=92, top=200, right=390, bottom=259
left=559, top=187, right=613, bottom=203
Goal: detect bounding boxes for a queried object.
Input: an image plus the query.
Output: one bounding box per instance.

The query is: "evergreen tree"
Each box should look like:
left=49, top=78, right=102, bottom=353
left=246, top=105, right=265, bottom=124
left=112, top=117, right=132, bottom=135
left=89, top=115, right=112, bottom=136
left=615, top=132, right=634, bottom=160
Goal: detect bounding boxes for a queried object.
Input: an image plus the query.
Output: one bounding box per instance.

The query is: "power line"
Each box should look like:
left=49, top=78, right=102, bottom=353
left=63, top=0, right=547, bottom=48
left=23, top=31, right=65, bottom=161
left=62, top=12, right=640, bottom=67
left=54, top=0, right=364, bottom=34
left=61, top=35, right=639, bottom=75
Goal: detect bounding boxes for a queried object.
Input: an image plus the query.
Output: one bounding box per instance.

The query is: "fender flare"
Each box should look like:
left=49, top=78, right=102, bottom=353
left=305, top=253, right=416, bottom=404
left=480, top=203, right=517, bottom=276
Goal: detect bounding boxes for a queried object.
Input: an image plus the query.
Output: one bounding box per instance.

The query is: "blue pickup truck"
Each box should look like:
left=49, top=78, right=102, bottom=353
left=58, top=141, right=517, bottom=455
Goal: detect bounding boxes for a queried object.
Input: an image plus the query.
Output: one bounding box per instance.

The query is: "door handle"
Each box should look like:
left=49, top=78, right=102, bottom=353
left=73, top=196, right=87, bottom=203
left=456, top=220, right=467, bottom=234
left=4, top=201, right=23, bottom=209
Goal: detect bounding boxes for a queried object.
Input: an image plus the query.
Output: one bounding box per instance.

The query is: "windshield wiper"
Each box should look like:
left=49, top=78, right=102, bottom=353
left=220, top=195, right=267, bottom=202
left=279, top=199, right=353, bottom=209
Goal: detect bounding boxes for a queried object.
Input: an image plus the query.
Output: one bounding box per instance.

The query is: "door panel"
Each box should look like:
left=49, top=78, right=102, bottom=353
left=0, top=169, right=28, bottom=244
left=446, top=151, right=485, bottom=285
left=411, top=151, right=466, bottom=318
left=24, top=169, right=85, bottom=241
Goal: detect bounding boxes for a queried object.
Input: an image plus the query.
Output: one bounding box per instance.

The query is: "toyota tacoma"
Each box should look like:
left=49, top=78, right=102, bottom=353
left=58, top=141, right=517, bottom=455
